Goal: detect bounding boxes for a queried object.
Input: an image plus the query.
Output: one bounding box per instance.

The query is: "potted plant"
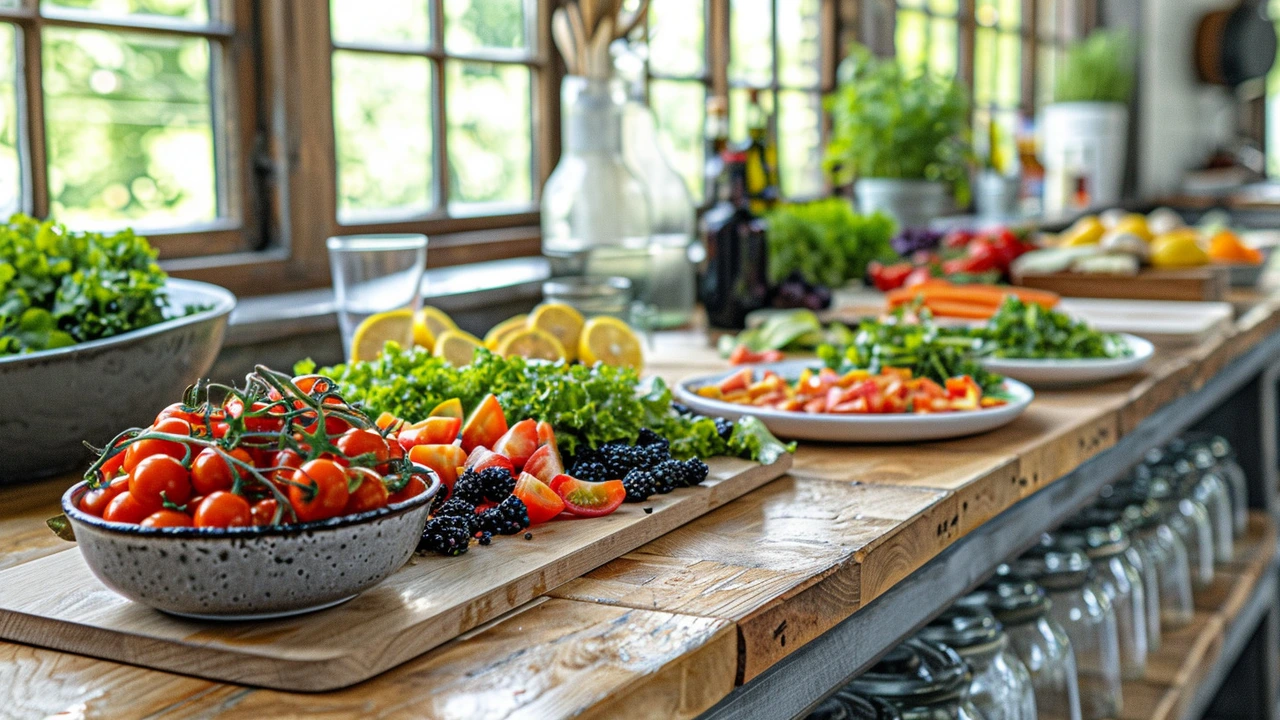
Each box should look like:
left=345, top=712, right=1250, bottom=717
left=824, top=44, right=972, bottom=229
left=1041, top=30, right=1135, bottom=216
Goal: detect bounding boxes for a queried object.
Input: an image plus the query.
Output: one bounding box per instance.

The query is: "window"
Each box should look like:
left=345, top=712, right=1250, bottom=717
left=894, top=0, right=960, bottom=80
left=973, top=0, right=1023, bottom=170
left=0, top=0, right=257, bottom=259
left=640, top=0, right=831, bottom=204
left=1267, top=0, right=1280, bottom=176
left=328, top=0, right=541, bottom=227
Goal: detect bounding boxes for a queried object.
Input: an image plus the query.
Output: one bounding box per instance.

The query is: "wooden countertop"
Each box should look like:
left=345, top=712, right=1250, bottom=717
left=5, top=293, right=1280, bottom=720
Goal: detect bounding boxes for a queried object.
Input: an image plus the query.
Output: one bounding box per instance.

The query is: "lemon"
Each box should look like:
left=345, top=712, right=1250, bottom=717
left=1112, top=214, right=1153, bottom=243
left=351, top=310, right=415, bottom=362
left=433, top=329, right=484, bottom=366
left=1059, top=216, right=1105, bottom=247
left=497, top=328, right=567, bottom=362
left=484, top=314, right=528, bottom=350
left=528, top=303, right=584, bottom=361
left=577, top=316, right=643, bottom=371
left=412, top=306, right=457, bottom=350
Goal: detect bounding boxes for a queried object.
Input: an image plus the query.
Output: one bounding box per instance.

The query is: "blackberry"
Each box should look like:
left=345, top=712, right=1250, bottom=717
left=454, top=467, right=516, bottom=504
left=419, top=516, right=472, bottom=556
left=622, top=469, right=659, bottom=502
left=599, top=444, right=642, bottom=479
left=682, top=458, right=710, bottom=486
left=671, top=402, right=692, bottom=416
left=476, top=495, right=530, bottom=535
left=714, top=417, right=735, bottom=441
left=636, top=428, right=670, bottom=454
left=433, top=497, right=478, bottom=529
left=571, top=460, right=611, bottom=483
left=652, top=459, right=686, bottom=494
left=476, top=531, right=492, bottom=546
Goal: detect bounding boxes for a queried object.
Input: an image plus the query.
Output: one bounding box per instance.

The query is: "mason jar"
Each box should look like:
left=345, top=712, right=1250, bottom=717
left=1160, top=445, right=1233, bottom=564
left=807, top=691, right=903, bottom=720
left=1055, top=511, right=1148, bottom=679
left=1201, top=434, right=1248, bottom=536
left=1135, top=468, right=1214, bottom=588
left=847, top=639, right=984, bottom=720
left=1006, top=541, right=1122, bottom=720
left=1123, top=498, right=1195, bottom=630
left=918, top=605, right=1037, bottom=720
left=1089, top=495, right=1162, bottom=652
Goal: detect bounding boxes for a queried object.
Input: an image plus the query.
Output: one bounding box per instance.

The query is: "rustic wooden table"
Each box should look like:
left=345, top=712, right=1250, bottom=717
left=4, top=294, right=1280, bottom=720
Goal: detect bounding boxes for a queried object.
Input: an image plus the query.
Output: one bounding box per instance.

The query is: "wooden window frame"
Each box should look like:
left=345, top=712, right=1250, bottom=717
left=0, top=0, right=262, bottom=262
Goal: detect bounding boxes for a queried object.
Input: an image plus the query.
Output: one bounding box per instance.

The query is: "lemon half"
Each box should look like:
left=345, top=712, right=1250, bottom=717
left=351, top=310, right=415, bottom=362
left=577, top=317, right=643, bottom=370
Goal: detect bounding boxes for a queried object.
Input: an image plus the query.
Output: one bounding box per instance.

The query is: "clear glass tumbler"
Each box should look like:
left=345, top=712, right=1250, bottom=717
left=541, top=276, right=634, bottom=320
left=847, top=639, right=984, bottom=720
left=918, top=605, right=1038, bottom=720
left=327, top=233, right=427, bottom=362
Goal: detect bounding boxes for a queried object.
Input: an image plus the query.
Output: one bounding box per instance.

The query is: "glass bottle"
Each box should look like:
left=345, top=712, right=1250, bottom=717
left=1055, top=512, right=1148, bottom=680
left=619, top=55, right=697, bottom=329
left=1006, top=542, right=1122, bottom=720
left=960, top=577, right=1082, bottom=720
left=918, top=605, right=1037, bottom=720
left=704, top=96, right=730, bottom=205
left=738, top=88, right=780, bottom=214
left=542, top=77, right=652, bottom=299
left=699, top=151, right=771, bottom=329
left=847, top=639, right=984, bottom=720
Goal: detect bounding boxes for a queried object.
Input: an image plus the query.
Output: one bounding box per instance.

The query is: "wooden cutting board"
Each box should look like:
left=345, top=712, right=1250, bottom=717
left=1056, top=298, right=1234, bottom=346
left=0, top=454, right=791, bottom=692
left=1013, top=266, right=1231, bottom=302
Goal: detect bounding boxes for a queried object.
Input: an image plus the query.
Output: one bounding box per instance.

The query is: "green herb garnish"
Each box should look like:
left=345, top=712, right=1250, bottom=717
left=765, top=199, right=897, bottom=288
left=975, top=296, right=1133, bottom=360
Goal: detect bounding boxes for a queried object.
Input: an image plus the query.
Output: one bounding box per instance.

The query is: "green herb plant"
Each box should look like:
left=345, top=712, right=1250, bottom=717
left=299, top=347, right=794, bottom=465
left=824, top=44, right=973, bottom=203
left=976, top=296, right=1133, bottom=359
left=0, top=214, right=172, bottom=355
left=1052, top=30, right=1134, bottom=104
left=765, top=199, right=897, bottom=288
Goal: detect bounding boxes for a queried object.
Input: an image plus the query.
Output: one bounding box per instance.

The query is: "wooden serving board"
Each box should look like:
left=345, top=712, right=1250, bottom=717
left=0, top=454, right=791, bottom=692
left=1014, top=265, right=1230, bottom=302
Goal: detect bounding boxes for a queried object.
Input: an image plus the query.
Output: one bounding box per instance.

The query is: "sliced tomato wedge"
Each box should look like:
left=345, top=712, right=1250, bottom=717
left=513, top=472, right=565, bottom=524
left=429, top=398, right=465, bottom=419
left=523, top=443, right=564, bottom=484
left=549, top=474, right=625, bottom=518
left=718, top=368, right=754, bottom=394
left=407, top=443, right=468, bottom=496
left=397, top=416, right=463, bottom=450
left=465, top=446, right=515, bottom=476
left=492, top=419, right=538, bottom=470
left=536, top=421, right=558, bottom=452
left=461, top=394, right=508, bottom=453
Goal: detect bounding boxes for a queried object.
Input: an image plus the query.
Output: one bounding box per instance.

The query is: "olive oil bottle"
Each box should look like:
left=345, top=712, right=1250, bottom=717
left=699, top=151, right=770, bottom=330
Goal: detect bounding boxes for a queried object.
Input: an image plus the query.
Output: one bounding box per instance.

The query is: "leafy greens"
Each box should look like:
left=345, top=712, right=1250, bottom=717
left=765, top=199, right=897, bottom=288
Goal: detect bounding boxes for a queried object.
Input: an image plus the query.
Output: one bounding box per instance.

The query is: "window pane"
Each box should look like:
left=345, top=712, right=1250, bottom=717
left=896, top=10, right=927, bottom=76
left=976, top=0, right=997, bottom=27
left=777, top=0, right=821, bottom=88
left=996, top=32, right=1021, bottom=106
left=778, top=90, right=823, bottom=198
left=730, top=0, right=773, bottom=86
left=1269, top=0, right=1280, bottom=175
left=446, top=61, right=530, bottom=209
left=649, top=0, right=705, bottom=77
left=998, top=0, right=1021, bottom=29
left=0, top=24, right=17, bottom=217
left=929, top=18, right=957, bottom=78
left=445, top=0, right=526, bottom=53
left=1036, top=0, right=1059, bottom=39
left=42, top=0, right=208, bottom=22
left=650, top=79, right=704, bottom=200
left=929, top=0, right=958, bottom=15
left=43, top=27, right=216, bottom=226
left=974, top=26, right=995, bottom=106
left=729, top=87, right=772, bottom=144
left=332, top=51, right=432, bottom=221
left=331, top=0, right=429, bottom=47
left=1036, top=44, right=1057, bottom=108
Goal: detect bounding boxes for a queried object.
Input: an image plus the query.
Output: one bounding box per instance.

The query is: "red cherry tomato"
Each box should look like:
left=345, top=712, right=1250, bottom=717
left=523, top=444, right=565, bottom=485
left=141, top=509, right=194, bottom=528
left=512, top=472, right=565, bottom=524
left=337, top=428, right=391, bottom=466
left=389, top=474, right=429, bottom=504
left=549, top=475, right=625, bottom=518
left=269, top=449, right=304, bottom=485
left=461, top=394, right=508, bottom=453
left=80, top=482, right=124, bottom=517
left=408, top=444, right=468, bottom=496
left=194, top=491, right=252, bottom=528
left=343, top=469, right=390, bottom=514
left=123, top=419, right=191, bottom=472
left=129, top=455, right=192, bottom=510
left=191, top=447, right=252, bottom=496
left=250, top=498, right=279, bottom=526
left=288, top=459, right=350, bottom=522
left=103, top=491, right=154, bottom=524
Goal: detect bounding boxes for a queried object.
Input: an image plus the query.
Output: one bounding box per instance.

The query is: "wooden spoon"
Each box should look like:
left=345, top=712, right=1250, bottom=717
left=551, top=7, right=578, bottom=75
left=614, top=0, right=650, bottom=39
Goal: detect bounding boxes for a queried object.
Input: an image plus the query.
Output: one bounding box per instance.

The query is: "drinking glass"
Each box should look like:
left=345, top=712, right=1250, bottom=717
left=327, top=233, right=428, bottom=362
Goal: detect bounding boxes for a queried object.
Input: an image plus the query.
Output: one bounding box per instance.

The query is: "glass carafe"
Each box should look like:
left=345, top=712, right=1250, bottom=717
left=542, top=77, right=652, bottom=299
left=918, top=606, right=1037, bottom=720
left=1006, top=542, right=1122, bottom=720
left=847, top=639, right=984, bottom=720
left=961, top=577, right=1082, bottom=720
left=1055, top=511, right=1148, bottom=679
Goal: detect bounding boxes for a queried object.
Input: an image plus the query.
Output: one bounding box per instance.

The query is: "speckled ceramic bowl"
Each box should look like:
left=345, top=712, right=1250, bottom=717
left=61, top=476, right=440, bottom=620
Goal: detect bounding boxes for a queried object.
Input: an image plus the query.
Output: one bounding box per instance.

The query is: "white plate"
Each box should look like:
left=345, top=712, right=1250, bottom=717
left=674, top=361, right=1034, bottom=443
left=980, top=334, right=1154, bottom=388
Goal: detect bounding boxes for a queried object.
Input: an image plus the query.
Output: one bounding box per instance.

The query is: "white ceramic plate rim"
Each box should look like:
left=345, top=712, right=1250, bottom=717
left=674, top=360, right=1033, bottom=429
left=979, top=333, right=1154, bottom=371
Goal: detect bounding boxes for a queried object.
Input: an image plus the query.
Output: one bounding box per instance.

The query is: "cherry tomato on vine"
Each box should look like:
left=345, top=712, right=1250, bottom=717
left=103, top=491, right=154, bottom=524
left=344, top=469, right=390, bottom=514
left=141, top=510, right=194, bottom=528
left=336, top=428, right=391, bottom=466
left=80, top=483, right=123, bottom=517
left=250, top=498, right=279, bottom=526
left=194, top=491, right=252, bottom=528
left=288, top=459, right=350, bottom=522
left=269, top=449, right=304, bottom=485
left=191, top=447, right=252, bottom=496
left=223, top=398, right=286, bottom=434
left=123, top=418, right=191, bottom=472
left=129, top=455, right=193, bottom=510
left=388, top=474, right=429, bottom=504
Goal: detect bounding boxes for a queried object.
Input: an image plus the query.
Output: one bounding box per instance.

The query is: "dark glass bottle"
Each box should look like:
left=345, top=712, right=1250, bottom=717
left=699, top=151, right=770, bottom=329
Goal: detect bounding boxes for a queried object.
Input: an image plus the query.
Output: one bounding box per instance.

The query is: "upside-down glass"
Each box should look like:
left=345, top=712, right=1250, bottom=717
left=918, top=605, right=1038, bottom=720
left=847, top=639, right=984, bottom=720
left=327, top=233, right=428, bottom=362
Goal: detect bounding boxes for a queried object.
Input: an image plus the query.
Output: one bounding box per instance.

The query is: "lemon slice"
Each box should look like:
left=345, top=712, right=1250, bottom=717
left=528, top=303, right=584, bottom=361
left=578, top=317, right=643, bottom=370
left=484, top=314, right=528, bottom=350
left=497, top=328, right=567, bottom=362
left=351, top=310, right=415, bottom=362
left=413, top=306, right=457, bottom=350
left=433, top=329, right=484, bottom=366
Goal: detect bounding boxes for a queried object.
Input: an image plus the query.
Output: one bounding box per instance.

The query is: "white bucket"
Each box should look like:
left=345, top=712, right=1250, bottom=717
left=1042, top=102, right=1128, bottom=216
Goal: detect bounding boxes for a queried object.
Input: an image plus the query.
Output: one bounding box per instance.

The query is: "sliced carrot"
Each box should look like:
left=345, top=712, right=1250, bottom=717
left=886, top=282, right=1059, bottom=310
left=920, top=299, right=998, bottom=320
